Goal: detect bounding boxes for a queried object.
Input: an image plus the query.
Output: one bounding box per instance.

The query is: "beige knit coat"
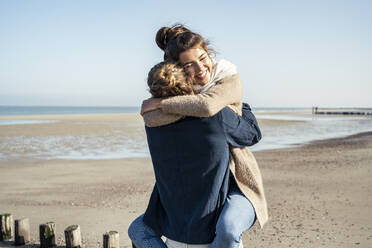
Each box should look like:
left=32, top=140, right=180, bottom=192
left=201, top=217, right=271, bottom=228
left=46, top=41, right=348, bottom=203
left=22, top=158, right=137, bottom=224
left=143, top=74, right=268, bottom=228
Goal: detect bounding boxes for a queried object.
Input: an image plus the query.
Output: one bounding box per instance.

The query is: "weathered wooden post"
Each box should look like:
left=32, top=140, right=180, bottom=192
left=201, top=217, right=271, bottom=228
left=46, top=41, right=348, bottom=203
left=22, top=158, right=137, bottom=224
left=103, top=231, right=119, bottom=248
left=64, top=225, right=82, bottom=248
left=40, top=222, right=56, bottom=247
left=0, top=213, right=13, bottom=241
left=14, top=218, right=30, bottom=245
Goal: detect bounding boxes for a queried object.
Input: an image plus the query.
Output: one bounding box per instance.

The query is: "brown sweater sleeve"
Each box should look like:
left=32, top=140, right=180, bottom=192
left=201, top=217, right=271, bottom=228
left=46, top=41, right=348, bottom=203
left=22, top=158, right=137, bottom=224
left=142, top=73, right=242, bottom=127
left=142, top=109, right=184, bottom=127
left=160, top=74, right=242, bottom=117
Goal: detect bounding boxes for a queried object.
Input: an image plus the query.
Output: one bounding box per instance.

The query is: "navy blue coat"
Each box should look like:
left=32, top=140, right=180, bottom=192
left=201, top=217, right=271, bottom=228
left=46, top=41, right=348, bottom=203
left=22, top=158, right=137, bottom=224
left=143, top=103, right=261, bottom=244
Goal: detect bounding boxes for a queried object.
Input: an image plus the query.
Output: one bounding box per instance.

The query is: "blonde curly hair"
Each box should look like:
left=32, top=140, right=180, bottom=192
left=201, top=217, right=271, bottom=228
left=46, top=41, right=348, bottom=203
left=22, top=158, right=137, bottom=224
left=147, top=62, right=194, bottom=98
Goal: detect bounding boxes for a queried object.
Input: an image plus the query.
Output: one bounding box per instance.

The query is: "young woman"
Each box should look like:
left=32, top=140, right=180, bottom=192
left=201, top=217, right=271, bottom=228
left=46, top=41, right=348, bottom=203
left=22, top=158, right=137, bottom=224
left=129, top=24, right=268, bottom=248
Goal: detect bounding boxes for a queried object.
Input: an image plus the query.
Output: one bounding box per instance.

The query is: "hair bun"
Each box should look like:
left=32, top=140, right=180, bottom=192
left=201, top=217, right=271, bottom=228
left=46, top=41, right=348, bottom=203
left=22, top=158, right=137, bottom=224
left=155, top=24, right=190, bottom=51
left=148, top=62, right=193, bottom=98
left=155, top=27, right=170, bottom=51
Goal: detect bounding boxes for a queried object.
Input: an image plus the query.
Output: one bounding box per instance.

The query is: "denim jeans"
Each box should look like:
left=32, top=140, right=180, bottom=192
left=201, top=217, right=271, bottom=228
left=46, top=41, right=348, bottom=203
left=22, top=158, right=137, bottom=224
left=128, top=181, right=255, bottom=248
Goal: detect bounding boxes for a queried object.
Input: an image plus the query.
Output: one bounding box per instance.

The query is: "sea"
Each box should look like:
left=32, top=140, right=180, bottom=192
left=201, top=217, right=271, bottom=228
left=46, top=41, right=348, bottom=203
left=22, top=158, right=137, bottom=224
left=0, top=106, right=140, bottom=116
left=0, top=106, right=371, bottom=160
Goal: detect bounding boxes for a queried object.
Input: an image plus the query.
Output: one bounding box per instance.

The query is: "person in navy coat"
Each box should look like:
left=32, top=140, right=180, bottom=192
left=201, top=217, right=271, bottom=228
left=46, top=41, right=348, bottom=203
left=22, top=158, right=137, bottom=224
left=129, top=103, right=261, bottom=246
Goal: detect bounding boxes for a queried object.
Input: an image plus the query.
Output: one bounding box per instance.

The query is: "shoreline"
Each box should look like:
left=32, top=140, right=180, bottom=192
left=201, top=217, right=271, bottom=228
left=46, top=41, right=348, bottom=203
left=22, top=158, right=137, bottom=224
left=1, top=112, right=371, bottom=161
left=1, top=130, right=371, bottom=162
left=1, top=131, right=372, bottom=247
left=258, top=130, right=372, bottom=153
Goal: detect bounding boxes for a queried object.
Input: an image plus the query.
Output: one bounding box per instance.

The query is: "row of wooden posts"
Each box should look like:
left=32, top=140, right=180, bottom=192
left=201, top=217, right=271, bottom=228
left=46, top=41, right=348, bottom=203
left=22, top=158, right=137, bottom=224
left=312, top=106, right=372, bottom=115
left=0, top=213, right=119, bottom=248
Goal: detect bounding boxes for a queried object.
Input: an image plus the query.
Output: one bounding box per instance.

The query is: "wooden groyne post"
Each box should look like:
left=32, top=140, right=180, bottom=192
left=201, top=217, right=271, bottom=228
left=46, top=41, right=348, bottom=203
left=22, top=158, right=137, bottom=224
left=312, top=106, right=318, bottom=114
left=0, top=213, right=13, bottom=241
left=103, top=231, right=119, bottom=248
left=14, top=218, right=31, bottom=245
left=40, top=222, right=56, bottom=248
left=64, top=225, right=82, bottom=248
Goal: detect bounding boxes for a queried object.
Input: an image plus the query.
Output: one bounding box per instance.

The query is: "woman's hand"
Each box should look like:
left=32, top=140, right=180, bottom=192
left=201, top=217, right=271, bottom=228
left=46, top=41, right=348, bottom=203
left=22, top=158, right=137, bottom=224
left=227, top=105, right=240, bottom=115
left=141, top=98, right=163, bottom=116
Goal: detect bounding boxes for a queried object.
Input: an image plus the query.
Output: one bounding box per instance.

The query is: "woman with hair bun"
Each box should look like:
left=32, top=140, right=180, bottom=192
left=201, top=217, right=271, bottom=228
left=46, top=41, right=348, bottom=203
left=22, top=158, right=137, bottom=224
left=128, top=24, right=268, bottom=248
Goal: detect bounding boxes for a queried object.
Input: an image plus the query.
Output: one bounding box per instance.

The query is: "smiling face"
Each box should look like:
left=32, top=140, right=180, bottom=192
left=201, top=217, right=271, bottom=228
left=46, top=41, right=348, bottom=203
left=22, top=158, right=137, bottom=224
left=179, top=47, right=213, bottom=85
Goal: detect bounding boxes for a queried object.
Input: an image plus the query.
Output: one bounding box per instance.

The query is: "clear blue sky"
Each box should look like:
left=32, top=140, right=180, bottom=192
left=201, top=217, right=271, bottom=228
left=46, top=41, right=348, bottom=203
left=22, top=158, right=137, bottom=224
left=1, top=0, right=371, bottom=107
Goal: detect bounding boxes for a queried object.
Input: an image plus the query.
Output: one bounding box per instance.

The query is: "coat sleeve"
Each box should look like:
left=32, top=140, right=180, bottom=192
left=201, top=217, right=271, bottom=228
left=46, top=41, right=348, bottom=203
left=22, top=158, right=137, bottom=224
left=160, top=74, right=242, bottom=117
left=219, top=103, right=262, bottom=147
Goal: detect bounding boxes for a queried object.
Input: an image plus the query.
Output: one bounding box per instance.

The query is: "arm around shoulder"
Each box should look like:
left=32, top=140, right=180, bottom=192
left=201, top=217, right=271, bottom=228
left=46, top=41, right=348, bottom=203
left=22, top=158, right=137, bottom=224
left=161, top=74, right=243, bottom=117
left=220, top=103, right=261, bottom=147
left=143, top=110, right=184, bottom=127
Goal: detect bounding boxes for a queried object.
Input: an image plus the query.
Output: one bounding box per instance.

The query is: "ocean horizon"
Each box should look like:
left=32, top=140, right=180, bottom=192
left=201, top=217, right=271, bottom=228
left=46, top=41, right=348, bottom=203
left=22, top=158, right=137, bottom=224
left=0, top=105, right=310, bottom=116
left=0, top=105, right=141, bottom=116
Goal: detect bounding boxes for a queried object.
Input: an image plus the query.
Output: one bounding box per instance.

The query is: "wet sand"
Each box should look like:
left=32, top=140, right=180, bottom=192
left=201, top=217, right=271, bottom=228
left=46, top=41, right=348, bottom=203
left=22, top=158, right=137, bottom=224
left=0, top=114, right=371, bottom=247
left=0, top=113, right=302, bottom=160
left=244, top=131, right=372, bottom=248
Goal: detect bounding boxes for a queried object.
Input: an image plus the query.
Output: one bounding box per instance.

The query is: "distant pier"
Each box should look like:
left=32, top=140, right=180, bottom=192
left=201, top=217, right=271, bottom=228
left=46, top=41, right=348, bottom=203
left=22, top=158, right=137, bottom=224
left=312, top=107, right=372, bottom=115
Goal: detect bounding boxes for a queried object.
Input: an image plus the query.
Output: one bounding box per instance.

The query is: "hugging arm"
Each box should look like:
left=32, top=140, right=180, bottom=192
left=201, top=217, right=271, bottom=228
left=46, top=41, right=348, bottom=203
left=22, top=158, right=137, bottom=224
left=142, top=109, right=184, bottom=127
left=142, top=74, right=242, bottom=127
left=160, top=74, right=242, bottom=117
left=219, top=103, right=262, bottom=147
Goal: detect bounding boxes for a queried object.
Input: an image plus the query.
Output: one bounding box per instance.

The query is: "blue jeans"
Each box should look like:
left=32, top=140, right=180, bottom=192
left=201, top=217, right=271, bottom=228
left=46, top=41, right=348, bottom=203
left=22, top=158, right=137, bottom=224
left=128, top=181, right=256, bottom=248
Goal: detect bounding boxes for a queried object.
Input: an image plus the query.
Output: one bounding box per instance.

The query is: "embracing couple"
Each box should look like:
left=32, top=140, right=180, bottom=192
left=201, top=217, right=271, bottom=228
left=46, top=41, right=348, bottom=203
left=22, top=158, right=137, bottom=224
left=128, top=24, right=268, bottom=248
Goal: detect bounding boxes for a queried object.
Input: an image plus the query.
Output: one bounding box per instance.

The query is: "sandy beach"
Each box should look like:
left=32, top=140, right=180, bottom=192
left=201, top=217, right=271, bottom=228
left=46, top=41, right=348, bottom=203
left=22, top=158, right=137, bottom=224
left=0, top=113, right=371, bottom=247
